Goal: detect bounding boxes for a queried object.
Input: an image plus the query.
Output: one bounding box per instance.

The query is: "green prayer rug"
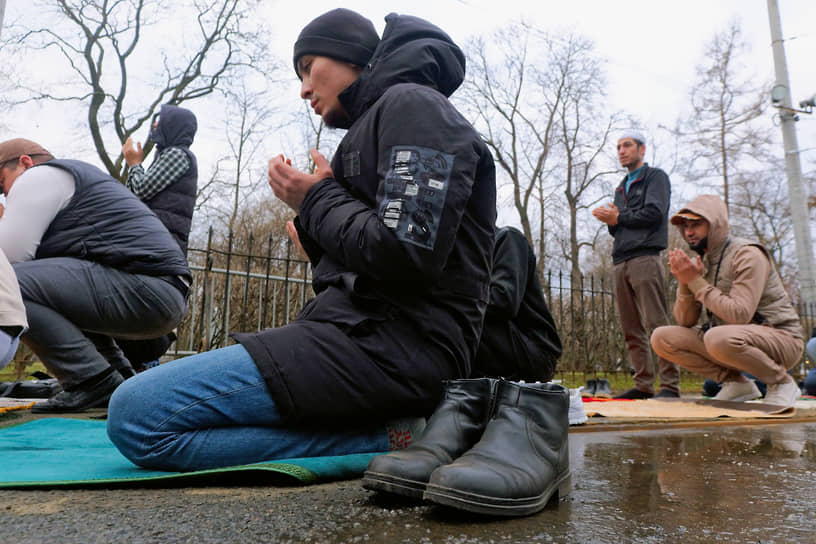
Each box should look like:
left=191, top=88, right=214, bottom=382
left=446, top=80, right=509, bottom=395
left=0, top=418, right=383, bottom=488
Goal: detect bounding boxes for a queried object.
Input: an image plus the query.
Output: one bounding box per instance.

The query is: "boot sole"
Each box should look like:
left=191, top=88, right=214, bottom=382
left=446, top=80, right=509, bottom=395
left=361, top=471, right=427, bottom=500
left=422, top=470, right=572, bottom=517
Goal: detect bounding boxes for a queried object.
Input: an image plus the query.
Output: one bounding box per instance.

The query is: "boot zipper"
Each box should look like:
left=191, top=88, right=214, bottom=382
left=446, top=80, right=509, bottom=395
left=485, top=378, right=502, bottom=424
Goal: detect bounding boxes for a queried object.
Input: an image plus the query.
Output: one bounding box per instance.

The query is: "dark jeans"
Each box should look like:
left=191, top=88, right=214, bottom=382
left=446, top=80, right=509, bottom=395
left=14, top=258, right=187, bottom=389
left=805, top=339, right=816, bottom=396
left=803, top=369, right=816, bottom=396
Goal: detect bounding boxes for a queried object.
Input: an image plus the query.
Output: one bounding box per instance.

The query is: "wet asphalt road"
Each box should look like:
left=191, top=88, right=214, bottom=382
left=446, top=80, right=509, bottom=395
left=2, top=421, right=815, bottom=543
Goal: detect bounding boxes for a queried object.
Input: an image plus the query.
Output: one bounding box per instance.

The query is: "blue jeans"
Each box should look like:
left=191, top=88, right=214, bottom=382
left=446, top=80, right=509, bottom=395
left=107, top=344, right=389, bottom=471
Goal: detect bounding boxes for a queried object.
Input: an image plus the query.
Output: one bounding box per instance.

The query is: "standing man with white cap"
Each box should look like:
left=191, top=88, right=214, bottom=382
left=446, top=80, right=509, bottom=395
left=592, top=130, right=678, bottom=399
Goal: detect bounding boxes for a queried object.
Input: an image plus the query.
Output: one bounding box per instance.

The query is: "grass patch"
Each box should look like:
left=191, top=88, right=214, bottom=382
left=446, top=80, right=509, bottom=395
left=0, top=361, right=50, bottom=383
left=554, top=371, right=705, bottom=395
left=2, top=360, right=707, bottom=396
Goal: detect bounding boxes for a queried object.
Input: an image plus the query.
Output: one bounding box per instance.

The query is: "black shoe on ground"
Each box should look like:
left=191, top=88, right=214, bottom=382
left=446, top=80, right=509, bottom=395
left=31, top=371, right=124, bottom=413
left=655, top=389, right=680, bottom=399
left=593, top=379, right=612, bottom=398
left=362, top=378, right=496, bottom=499
left=581, top=379, right=597, bottom=398
left=423, top=381, right=571, bottom=517
left=613, top=387, right=653, bottom=400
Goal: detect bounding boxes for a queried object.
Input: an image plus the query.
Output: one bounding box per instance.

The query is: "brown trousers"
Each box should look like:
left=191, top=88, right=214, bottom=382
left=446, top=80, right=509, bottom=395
left=651, top=324, right=804, bottom=385
left=613, top=254, right=679, bottom=394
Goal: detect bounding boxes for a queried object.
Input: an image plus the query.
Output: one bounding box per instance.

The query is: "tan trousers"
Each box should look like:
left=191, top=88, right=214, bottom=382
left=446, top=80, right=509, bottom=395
left=651, top=324, right=804, bottom=385
left=613, top=254, right=679, bottom=394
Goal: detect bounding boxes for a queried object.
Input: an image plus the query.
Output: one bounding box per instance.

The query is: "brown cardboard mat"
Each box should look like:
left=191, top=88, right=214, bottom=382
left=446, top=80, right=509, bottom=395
left=584, top=397, right=796, bottom=419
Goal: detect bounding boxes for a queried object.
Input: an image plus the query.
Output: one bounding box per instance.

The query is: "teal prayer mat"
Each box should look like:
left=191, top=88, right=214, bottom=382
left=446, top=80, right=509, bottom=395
left=0, top=418, right=383, bottom=488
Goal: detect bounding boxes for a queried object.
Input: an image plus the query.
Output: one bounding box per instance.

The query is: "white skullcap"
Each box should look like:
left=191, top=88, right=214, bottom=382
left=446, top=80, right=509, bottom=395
left=618, top=130, right=646, bottom=145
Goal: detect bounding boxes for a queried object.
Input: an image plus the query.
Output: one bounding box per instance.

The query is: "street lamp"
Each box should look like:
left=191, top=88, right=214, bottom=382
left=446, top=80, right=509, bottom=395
left=799, top=94, right=816, bottom=115
left=771, top=85, right=816, bottom=118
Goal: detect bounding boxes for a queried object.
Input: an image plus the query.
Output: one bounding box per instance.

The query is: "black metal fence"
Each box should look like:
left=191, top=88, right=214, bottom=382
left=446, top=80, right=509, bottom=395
left=165, top=230, right=816, bottom=383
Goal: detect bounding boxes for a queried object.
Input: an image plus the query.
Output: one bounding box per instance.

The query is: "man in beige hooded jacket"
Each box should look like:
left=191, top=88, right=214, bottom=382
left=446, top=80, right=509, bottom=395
left=651, top=194, right=804, bottom=409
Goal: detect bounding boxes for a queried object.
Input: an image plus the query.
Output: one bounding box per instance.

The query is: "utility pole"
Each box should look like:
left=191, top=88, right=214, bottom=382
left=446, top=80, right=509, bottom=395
left=0, top=0, right=6, bottom=40
left=766, top=0, right=816, bottom=306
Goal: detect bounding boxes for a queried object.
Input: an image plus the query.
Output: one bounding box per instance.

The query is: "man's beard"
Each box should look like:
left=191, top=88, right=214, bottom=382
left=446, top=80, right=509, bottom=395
left=323, top=109, right=352, bottom=130
left=689, top=237, right=708, bottom=255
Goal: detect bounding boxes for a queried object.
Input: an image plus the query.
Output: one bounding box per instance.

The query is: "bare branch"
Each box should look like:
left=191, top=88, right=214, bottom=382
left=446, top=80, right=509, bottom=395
left=1, top=0, right=268, bottom=180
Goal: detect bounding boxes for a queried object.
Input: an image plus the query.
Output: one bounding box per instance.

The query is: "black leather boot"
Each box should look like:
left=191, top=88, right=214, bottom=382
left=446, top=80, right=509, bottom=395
left=362, top=378, right=497, bottom=499
left=423, top=380, right=571, bottom=516
left=593, top=378, right=612, bottom=398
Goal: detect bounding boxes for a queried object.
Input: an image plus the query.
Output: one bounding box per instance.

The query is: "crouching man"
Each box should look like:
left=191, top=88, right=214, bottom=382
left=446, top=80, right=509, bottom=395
left=651, top=194, right=803, bottom=409
left=0, top=138, right=190, bottom=412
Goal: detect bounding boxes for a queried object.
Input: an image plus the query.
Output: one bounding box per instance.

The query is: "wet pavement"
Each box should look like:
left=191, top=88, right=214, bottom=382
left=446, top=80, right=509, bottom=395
left=3, top=420, right=815, bottom=543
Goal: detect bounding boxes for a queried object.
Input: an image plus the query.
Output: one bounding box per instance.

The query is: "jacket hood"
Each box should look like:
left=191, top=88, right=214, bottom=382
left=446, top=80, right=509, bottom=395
left=671, top=194, right=729, bottom=253
left=338, top=12, right=466, bottom=126
left=151, top=104, right=198, bottom=150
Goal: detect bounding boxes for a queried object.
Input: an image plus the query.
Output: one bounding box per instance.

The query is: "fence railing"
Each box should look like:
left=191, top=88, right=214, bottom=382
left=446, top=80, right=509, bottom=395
left=170, top=229, right=313, bottom=356
left=165, top=230, right=816, bottom=382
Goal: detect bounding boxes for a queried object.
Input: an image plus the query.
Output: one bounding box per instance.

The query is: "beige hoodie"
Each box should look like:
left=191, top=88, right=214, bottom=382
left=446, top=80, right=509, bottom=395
left=670, top=194, right=803, bottom=339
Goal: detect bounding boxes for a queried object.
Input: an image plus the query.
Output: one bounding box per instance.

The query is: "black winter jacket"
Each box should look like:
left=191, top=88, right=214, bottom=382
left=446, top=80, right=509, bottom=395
left=234, top=13, right=496, bottom=424
left=34, top=159, right=190, bottom=279
left=608, top=164, right=671, bottom=265
left=144, top=104, right=198, bottom=255
left=472, top=227, right=561, bottom=382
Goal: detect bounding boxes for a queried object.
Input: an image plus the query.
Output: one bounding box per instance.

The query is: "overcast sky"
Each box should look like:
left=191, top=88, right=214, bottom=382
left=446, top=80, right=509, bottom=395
left=264, top=0, right=816, bottom=170
left=2, top=0, right=815, bottom=187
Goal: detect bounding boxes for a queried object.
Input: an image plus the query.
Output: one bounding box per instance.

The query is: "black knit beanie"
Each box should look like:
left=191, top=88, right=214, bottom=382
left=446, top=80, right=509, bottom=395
left=293, top=8, right=380, bottom=78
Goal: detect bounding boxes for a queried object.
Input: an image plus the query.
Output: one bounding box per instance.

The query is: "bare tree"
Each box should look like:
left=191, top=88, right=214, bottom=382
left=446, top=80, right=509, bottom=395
left=0, top=0, right=266, bottom=180
left=458, top=23, right=559, bottom=253
left=196, top=83, right=278, bottom=232
left=672, top=20, right=771, bottom=212
left=729, top=165, right=796, bottom=283
left=542, top=34, right=622, bottom=278
left=559, top=120, right=620, bottom=279
left=460, top=25, right=621, bottom=275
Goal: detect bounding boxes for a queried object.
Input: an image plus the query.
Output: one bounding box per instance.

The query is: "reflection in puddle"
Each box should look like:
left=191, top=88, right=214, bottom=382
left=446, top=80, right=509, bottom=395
left=353, top=423, right=816, bottom=543
left=562, top=424, right=816, bottom=542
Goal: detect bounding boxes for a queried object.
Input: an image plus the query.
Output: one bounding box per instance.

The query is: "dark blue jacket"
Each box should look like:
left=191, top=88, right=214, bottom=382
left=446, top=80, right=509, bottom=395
left=34, top=159, right=190, bottom=279
left=234, top=13, right=496, bottom=423
left=144, top=104, right=198, bottom=255
left=608, top=164, right=671, bottom=264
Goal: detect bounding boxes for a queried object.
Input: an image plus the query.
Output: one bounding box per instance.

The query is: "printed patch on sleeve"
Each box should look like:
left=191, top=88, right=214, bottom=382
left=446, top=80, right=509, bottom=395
left=378, top=146, right=454, bottom=249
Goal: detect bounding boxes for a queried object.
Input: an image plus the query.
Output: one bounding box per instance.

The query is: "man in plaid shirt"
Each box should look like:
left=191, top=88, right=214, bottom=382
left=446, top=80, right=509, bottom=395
left=126, top=143, right=190, bottom=201
left=122, top=104, right=198, bottom=254
left=120, top=104, right=198, bottom=371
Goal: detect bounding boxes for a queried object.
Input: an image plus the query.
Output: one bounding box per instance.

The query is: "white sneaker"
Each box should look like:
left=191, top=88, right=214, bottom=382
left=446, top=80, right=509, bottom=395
left=763, top=380, right=800, bottom=409
left=712, top=380, right=762, bottom=402
left=568, top=387, right=588, bottom=425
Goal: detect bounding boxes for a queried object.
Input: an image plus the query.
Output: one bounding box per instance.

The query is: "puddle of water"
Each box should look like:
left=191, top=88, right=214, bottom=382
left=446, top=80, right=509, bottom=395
left=347, top=422, right=816, bottom=543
